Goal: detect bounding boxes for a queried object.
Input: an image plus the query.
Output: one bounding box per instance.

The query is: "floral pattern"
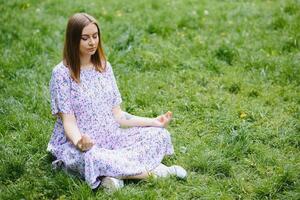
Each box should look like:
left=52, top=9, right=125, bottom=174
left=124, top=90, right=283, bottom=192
left=47, top=61, right=174, bottom=189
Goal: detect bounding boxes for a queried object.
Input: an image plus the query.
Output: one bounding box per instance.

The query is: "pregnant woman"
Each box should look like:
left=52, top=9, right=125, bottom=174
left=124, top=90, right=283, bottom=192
left=47, top=13, right=187, bottom=190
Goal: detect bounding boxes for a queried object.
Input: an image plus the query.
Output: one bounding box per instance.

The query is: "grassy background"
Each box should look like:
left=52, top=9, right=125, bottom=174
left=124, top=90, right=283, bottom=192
left=0, top=0, right=299, bottom=199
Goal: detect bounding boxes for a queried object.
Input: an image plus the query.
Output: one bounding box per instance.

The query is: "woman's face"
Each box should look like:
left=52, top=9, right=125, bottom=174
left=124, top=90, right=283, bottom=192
left=79, top=23, right=99, bottom=57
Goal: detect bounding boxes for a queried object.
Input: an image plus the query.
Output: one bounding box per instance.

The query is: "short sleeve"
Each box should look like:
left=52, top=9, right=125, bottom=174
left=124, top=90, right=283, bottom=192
left=106, top=62, right=122, bottom=107
left=49, top=67, right=74, bottom=115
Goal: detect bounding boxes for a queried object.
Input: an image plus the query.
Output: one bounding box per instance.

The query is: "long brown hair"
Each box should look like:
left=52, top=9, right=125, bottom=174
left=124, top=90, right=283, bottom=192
left=63, top=13, right=106, bottom=83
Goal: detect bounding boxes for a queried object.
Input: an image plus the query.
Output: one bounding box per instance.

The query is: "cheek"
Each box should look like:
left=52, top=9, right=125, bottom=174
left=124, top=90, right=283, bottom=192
left=80, top=41, right=88, bottom=50
left=95, top=38, right=99, bottom=46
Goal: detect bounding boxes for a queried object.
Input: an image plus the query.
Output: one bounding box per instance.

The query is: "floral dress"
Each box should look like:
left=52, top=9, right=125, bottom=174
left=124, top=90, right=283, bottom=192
left=47, top=61, right=174, bottom=189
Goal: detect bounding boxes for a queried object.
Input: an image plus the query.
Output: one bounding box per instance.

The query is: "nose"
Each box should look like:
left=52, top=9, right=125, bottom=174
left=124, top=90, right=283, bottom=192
left=89, top=37, right=95, bottom=46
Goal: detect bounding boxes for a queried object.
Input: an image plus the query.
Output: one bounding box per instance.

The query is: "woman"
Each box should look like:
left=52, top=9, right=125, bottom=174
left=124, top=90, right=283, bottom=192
left=47, top=13, right=187, bottom=190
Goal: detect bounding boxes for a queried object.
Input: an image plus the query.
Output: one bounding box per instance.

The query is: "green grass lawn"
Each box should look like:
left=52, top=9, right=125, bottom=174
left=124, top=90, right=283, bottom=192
left=0, top=0, right=299, bottom=199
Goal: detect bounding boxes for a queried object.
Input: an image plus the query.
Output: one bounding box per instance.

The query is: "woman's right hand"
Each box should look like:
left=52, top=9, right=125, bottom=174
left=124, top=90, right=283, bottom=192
left=75, top=134, right=94, bottom=152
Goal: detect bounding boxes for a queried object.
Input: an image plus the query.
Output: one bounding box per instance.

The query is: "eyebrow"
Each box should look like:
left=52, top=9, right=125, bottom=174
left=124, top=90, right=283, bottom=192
left=81, top=32, right=98, bottom=36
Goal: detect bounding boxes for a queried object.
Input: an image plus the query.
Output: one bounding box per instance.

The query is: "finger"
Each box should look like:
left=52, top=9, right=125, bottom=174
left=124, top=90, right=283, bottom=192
left=84, top=143, right=94, bottom=151
left=82, top=141, right=93, bottom=149
left=77, top=142, right=83, bottom=150
left=86, top=140, right=94, bottom=146
left=87, top=142, right=94, bottom=148
left=82, top=144, right=90, bottom=151
left=166, top=111, right=172, bottom=119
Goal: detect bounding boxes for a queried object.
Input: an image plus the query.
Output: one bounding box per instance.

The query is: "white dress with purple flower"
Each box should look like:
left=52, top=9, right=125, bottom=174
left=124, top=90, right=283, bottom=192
left=47, top=61, right=174, bottom=189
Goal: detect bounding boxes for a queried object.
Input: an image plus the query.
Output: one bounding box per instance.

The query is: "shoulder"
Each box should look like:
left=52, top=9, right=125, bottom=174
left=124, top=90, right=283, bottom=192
left=104, top=60, right=114, bottom=74
left=105, top=60, right=112, bottom=70
left=51, top=61, right=71, bottom=80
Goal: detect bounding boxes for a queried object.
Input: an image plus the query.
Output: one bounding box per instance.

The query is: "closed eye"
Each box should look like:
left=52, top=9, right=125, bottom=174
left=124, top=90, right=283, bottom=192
left=93, top=34, right=98, bottom=39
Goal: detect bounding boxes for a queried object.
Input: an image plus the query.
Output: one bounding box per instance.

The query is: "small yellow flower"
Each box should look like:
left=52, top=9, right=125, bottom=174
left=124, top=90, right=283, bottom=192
left=116, top=10, right=123, bottom=17
left=239, top=111, right=247, bottom=119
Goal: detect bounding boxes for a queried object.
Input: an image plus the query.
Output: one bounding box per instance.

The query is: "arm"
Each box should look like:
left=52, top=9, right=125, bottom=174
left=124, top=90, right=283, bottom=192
left=112, top=105, right=155, bottom=127
left=112, top=105, right=173, bottom=128
left=59, top=113, right=94, bottom=151
left=50, top=67, right=93, bottom=151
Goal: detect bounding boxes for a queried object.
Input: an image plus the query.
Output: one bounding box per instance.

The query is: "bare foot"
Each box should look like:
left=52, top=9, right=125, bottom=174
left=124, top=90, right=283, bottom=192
left=153, top=111, right=173, bottom=128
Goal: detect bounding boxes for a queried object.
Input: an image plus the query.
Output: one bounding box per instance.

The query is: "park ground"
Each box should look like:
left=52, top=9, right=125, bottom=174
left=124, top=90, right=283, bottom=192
left=0, top=0, right=299, bottom=199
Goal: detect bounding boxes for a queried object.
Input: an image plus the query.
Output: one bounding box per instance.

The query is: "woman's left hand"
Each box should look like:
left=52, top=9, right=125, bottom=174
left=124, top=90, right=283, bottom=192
left=152, top=111, right=173, bottom=128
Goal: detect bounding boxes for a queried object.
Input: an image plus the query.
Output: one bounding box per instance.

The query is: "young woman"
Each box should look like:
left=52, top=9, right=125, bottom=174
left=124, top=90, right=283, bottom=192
left=47, top=13, right=187, bottom=190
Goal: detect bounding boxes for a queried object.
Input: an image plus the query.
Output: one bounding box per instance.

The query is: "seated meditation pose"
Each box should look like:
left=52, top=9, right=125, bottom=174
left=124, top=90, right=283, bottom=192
left=47, top=13, right=187, bottom=190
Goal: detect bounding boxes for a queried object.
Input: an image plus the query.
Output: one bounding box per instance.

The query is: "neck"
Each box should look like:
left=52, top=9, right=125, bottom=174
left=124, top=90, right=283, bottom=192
left=80, top=55, right=92, bottom=67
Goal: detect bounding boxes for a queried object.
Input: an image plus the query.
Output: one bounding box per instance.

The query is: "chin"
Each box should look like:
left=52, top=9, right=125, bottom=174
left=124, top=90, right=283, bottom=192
left=87, top=51, right=96, bottom=55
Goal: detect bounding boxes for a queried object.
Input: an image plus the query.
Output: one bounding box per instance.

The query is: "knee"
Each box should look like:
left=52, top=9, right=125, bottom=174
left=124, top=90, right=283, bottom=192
left=152, top=127, right=172, bottom=140
left=159, top=127, right=171, bottom=136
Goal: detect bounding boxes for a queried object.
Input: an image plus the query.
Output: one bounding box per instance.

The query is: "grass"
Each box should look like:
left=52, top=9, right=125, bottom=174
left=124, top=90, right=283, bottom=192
left=0, top=0, right=299, bottom=199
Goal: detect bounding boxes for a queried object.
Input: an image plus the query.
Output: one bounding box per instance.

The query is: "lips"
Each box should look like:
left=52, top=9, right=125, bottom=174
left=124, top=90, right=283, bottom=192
left=88, top=48, right=96, bottom=52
